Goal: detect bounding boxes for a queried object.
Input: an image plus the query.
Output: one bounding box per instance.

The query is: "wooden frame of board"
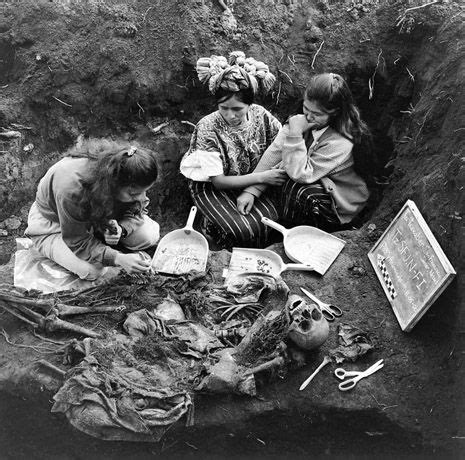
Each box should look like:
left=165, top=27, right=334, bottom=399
left=368, top=200, right=456, bottom=332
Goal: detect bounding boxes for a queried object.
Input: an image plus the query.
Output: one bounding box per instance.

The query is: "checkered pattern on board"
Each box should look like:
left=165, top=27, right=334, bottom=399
left=377, top=255, right=397, bottom=300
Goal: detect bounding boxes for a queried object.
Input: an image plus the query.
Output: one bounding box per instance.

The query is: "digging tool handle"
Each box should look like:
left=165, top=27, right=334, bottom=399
left=283, top=263, right=314, bottom=272
left=261, top=217, right=289, bottom=237
left=184, top=206, right=197, bottom=234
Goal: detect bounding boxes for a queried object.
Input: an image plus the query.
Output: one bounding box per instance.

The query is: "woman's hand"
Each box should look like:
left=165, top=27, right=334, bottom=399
left=115, top=252, right=151, bottom=274
left=104, top=219, right=122, bottom=246
left=288, top=114, right=315, bottom=136
left=84, top=265, right=105, bottom=281
left=258, top=169, right=288, bottom=186
left=237, top=192, right=256, bottom=215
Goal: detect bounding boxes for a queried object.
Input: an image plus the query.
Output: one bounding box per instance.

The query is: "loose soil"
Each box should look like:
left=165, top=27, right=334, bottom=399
left=0, top=0, right=464, bottom=458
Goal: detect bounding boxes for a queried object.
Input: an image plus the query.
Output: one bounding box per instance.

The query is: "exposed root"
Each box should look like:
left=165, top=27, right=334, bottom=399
left=52, top=96, right=72, bottom=107
left=368, top=49, right=383, bottom=100
left=311, top=41, right=325, bottom=69
left=1, top=328, right=56, bottom=353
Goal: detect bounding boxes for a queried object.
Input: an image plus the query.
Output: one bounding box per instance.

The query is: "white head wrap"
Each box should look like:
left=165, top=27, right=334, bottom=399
left=195, top=51, right=276, bottom=95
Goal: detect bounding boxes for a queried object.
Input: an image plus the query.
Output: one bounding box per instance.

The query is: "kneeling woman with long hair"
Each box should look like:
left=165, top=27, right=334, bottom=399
left=25, top=138, right=160, bottom=280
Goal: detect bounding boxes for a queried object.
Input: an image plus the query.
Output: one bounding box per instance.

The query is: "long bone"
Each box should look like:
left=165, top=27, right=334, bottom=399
left=0, top=291, right=123, bottom=317
left=0, top=301, right=102, bottom=338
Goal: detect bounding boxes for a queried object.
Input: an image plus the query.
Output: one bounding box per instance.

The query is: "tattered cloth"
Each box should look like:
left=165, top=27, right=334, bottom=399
left=41, top=267, right=289, bottom=442
left=51, top=309, right=225, bottom=442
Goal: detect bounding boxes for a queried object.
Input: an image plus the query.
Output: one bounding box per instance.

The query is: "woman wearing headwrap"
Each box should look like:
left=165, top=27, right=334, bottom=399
left=180, top=51, right=286, bottom=248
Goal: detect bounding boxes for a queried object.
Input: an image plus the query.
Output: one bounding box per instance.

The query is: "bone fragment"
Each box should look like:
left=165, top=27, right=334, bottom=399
left=0, top=291, right=121, bottom=317
left=299, top=356, right=332, bottom=391
left=37, top=359, right=66, bottom=377
left=44, top=316, right=102, bottom=338
left=245, top=356, right=285, bottom=375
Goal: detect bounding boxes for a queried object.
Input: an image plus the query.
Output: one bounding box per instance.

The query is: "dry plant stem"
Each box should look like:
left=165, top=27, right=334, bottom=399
left=402, top=1, right=439, bottom=16
left=52, top=96, right=72, bottom=107
left=141, top=6, right=154, bottom=23
left=415, top=108, right=432, bottom=145
left=406, top=67, right=415, bottom=82
left=278, top=70, right=293, bottom=84
left=10, top=123, right=32, bottom=130
left=311, top=41, right=325, bottom=69
left=275, top=81, right=282, bottom=105
left=33, top=329, right=69, bottom=345
left=396, top=1, right=439, bottom=29
left=368, top=49, right=383, bottom=100
left=1, top=328, right=54, bottom=353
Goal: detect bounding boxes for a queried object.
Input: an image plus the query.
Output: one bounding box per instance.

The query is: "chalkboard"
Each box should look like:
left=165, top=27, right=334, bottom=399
left=368, top=200, right=456, bottom=332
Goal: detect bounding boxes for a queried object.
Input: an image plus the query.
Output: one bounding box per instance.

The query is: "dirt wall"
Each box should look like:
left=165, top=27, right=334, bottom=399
left=1, top=0, right=463, bottom=324
left=0, top=0, right=464, bottom=453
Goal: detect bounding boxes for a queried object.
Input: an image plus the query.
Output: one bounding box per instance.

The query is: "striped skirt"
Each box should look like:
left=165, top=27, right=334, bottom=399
left=280, top=179, right=339, bottom=229
left=188, top=181, right=279, bottom=248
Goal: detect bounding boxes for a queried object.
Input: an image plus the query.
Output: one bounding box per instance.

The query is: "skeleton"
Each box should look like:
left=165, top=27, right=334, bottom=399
left=0, top=290, right=125, bottom=338
left=286, top=294, right=329, bottom=351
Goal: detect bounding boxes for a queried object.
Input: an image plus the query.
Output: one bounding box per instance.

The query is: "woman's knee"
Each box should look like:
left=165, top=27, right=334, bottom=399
left=31, top=233, right=102, bottom=280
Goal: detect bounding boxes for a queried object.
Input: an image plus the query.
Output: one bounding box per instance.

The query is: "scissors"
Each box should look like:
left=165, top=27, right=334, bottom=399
left=300, top=287, right=343, bottom=322
left=334, top=359, right=384, bottom=391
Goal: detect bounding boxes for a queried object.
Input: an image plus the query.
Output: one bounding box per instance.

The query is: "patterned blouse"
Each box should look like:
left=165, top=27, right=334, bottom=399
left=180, top=104, right=281, bottom=181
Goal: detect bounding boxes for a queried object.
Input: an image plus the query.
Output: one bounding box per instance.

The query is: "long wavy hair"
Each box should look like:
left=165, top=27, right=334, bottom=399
left=66, top=138, right=158, bottom=227
left=304, top=73, right=374, bottom=181
left=305, top=73, right=370, bottom=142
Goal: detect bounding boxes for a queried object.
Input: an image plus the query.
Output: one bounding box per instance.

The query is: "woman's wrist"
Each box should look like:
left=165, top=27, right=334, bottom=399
left=254, top=172, right=264, bottom=184
left=114, top=252, right=124, bottom=267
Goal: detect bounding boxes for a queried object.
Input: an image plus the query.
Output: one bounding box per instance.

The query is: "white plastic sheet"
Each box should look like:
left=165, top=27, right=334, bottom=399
left=14, top=238, right=119, bottom=293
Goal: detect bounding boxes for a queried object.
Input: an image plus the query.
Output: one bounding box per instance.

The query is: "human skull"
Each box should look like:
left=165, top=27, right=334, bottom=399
left=286, top=294, right=329, bottom=350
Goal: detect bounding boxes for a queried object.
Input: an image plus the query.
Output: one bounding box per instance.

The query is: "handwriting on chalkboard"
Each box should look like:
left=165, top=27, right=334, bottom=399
left=368, top=200, right=455, bottom=331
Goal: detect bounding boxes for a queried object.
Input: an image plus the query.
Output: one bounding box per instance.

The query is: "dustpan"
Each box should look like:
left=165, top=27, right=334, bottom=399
left=262, top=217, right=345, bottom=275
left=151, top=206, right=209, bottom=275
left=226, top=247, right=314, bottom=279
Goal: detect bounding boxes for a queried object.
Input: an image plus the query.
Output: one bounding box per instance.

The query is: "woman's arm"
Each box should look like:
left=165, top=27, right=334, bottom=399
left=242, top=126, right=288, bottom=197
left=282, top=135, right=353, bottom=183
left=211, top=169, right=287, bottom=190
left=56, top=193, right=120, bottom=266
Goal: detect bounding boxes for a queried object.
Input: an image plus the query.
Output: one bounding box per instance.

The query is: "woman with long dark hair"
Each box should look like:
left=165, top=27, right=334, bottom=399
left=25, top=138, right=160, bottom=280
left=239, top=72, right=371, bottom=229
left=180, top=51, right=287, bottom=248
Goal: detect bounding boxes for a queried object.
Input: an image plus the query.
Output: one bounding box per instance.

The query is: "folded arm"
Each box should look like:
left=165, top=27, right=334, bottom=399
left=282, top=134, right=353, bottom=183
